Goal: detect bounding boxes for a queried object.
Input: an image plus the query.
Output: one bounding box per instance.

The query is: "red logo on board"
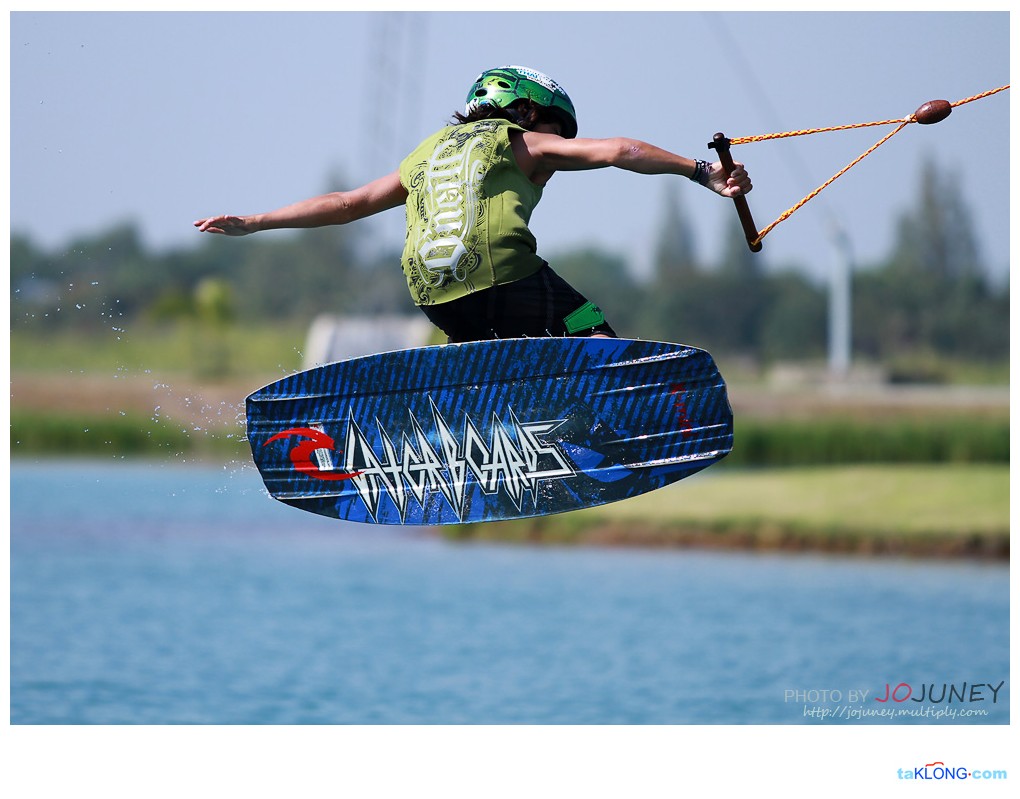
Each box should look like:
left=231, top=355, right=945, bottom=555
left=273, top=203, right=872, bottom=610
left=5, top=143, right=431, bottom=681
left=264, top=427, right=363, bottom=482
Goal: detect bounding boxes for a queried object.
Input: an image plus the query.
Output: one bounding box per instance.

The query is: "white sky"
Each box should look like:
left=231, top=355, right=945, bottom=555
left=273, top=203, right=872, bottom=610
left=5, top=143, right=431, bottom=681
left=9, top=9, right=1011, bottom=283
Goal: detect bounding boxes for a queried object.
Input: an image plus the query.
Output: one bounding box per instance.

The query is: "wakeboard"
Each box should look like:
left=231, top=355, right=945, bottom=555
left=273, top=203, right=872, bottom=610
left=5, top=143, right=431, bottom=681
left=246, top=337, right=733, bottom=525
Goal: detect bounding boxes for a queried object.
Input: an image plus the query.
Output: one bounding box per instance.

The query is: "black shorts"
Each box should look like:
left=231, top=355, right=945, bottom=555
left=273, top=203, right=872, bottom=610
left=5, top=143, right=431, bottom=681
left=418, top=264, right=617, bottom=343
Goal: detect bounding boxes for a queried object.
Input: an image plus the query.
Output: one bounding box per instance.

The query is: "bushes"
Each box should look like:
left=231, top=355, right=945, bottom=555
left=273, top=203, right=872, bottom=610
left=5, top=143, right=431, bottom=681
left=10, top=409, right=1008, bottom=465
left=728, top=416, right=1008, bottom=467
left=10, top=411, right=247, bottom=459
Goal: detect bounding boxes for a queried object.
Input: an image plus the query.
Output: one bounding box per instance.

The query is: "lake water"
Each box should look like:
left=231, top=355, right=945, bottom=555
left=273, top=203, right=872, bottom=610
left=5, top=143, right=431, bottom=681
left=10, top=459, right=1009, bottom=725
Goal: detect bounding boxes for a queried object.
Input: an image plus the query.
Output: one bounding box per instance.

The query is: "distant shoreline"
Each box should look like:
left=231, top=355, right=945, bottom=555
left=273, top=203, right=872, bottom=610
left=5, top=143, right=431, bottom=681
left=10, top=455, right=1008, bottom=562
left=441, top=517, right=1009, bottom=562
left=441, top=464, right=1010, bottom=562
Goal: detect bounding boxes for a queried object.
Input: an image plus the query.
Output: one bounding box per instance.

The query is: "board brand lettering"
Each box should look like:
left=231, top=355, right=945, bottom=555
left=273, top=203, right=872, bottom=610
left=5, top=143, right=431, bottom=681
left=269, top=397, right=575, bottom=522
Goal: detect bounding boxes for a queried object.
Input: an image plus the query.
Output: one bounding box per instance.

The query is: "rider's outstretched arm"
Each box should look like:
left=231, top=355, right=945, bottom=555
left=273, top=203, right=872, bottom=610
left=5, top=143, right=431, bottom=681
left=512, top=131, right=752, bottom=198
left=194, top=171, right=407, bottom=236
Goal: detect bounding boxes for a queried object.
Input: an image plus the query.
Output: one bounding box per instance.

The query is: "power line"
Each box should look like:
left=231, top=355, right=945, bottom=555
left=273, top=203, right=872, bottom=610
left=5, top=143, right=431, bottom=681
left=704, top=12, right=854, bottom=377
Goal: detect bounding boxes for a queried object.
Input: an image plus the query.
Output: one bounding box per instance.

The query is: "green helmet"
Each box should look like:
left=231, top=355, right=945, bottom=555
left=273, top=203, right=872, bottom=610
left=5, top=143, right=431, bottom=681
left=464, top=65, right=578, bottom=138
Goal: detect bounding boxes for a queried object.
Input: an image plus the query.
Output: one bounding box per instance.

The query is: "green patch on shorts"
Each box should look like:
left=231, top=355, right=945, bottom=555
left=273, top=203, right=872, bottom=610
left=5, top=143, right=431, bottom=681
left=563, top=301, right=606, bottom=334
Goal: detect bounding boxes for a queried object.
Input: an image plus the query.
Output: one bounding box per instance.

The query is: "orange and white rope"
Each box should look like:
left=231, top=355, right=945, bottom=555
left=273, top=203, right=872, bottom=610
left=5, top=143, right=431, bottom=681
left=728, top=85, right=1009, bottom=247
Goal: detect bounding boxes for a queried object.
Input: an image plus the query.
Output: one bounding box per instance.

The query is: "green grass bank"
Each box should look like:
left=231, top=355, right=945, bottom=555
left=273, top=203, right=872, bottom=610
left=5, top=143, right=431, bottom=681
left=444, top=465, right=1009, bottom=560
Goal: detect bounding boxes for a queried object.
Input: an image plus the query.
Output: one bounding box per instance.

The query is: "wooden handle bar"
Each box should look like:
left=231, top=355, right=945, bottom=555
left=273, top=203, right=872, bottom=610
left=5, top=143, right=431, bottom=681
left=709, top=132, right=762, bottom=253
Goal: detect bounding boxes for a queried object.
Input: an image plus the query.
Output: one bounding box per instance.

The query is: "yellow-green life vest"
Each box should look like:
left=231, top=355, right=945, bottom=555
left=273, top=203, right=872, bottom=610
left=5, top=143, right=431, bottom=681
left=399, top=119, right=544, bottom=306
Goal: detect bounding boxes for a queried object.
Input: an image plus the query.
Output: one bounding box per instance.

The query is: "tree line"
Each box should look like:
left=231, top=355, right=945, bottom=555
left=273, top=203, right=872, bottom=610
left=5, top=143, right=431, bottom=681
left=10, top=158, right=1007, bottom=370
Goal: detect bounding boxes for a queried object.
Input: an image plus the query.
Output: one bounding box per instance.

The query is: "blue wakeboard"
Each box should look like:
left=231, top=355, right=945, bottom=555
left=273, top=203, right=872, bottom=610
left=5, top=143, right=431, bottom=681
left=246, top=337, right=732, bottom=525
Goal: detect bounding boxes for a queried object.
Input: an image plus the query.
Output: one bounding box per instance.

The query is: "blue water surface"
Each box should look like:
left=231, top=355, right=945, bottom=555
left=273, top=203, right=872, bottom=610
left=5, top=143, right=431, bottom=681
left=9, top=459, right=1009, bottom=724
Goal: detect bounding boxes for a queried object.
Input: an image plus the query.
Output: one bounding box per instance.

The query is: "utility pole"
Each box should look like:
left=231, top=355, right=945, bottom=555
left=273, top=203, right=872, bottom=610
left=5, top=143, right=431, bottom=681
left=828, top=223, right=853, bottom=378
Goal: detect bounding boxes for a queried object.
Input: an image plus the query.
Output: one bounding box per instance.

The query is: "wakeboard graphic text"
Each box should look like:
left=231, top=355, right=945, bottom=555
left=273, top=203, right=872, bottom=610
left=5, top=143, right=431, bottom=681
left=268, top=398, right=576, bottom=521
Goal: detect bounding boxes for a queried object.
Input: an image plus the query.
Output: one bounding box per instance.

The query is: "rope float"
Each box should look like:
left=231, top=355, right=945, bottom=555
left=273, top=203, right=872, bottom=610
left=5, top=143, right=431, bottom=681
left=712, top=84, right=1009, bottom=252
